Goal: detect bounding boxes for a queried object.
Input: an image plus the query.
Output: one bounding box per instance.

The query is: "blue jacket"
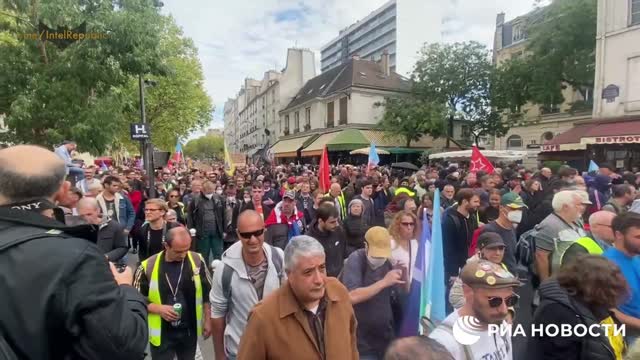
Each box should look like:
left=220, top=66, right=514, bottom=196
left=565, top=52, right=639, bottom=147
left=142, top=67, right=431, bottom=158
left=96, top=192, right=135, bottom=231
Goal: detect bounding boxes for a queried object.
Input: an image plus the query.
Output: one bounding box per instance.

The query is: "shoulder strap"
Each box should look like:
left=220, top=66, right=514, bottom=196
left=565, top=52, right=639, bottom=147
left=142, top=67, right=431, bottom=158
left=269, top=245, right=284, bottom=285
left=222, top=263, right=234, bottom=301
left=0, top=227, right=69, bottom=253
left=438, top=323, right=474, bottom=360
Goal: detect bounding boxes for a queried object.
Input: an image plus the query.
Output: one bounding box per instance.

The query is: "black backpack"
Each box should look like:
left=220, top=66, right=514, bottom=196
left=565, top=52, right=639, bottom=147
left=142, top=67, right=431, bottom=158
left=515, top=225, right=540, bottom=286
left=0, top=226, right=71, bottom=359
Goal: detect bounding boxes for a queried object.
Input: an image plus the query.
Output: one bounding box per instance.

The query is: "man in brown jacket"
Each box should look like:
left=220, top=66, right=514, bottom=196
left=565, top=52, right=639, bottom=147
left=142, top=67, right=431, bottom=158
left=237, top=235, right=358, bottom=360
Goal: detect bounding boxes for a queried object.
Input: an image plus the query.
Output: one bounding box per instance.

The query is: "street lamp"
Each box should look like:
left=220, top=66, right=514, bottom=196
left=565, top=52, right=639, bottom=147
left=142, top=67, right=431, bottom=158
left=139, top=75, right=158, bottom=198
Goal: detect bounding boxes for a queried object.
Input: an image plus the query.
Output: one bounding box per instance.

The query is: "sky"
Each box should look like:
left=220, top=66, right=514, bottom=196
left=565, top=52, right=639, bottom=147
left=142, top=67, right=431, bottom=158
left=161, top=0, right=540, bottom=139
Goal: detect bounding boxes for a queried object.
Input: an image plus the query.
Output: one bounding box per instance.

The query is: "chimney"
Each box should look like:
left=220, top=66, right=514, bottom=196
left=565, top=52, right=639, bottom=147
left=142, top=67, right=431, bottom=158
left=381, top=50, right=390, bottom=76
left=496, top=12, right=505, bottom=26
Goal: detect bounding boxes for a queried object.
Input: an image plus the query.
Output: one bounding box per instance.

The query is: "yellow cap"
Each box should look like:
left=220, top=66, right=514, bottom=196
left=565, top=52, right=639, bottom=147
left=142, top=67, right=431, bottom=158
left=365, top=226, right=392, bottom=258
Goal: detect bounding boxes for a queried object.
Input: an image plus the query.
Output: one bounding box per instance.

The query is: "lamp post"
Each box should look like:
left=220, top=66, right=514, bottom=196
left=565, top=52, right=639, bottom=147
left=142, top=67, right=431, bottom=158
left=139, top=75, right=158, bottom=198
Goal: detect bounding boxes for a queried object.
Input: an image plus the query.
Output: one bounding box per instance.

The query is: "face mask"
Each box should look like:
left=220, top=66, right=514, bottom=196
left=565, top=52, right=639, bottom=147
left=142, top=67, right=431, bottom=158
left=244, top=197, right=251, bottom=203
left=367, top=256, right=387, bottom=269
left=507, top=210, right=523, bottom=226
left=204, top=193, right=213, bottom=200
left=215, top=189, right=223, bottom=195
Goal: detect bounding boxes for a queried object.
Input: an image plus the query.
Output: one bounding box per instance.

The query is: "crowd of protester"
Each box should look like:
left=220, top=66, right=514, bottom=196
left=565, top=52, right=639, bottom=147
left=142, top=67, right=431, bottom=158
left=4, top=141, right=640, bottom=359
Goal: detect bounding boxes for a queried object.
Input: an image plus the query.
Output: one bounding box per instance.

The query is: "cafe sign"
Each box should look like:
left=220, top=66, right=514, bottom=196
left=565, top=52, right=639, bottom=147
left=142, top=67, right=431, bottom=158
left=582, top=135, right=640, bottom=144
left=541, top=144, right=559, bottom=152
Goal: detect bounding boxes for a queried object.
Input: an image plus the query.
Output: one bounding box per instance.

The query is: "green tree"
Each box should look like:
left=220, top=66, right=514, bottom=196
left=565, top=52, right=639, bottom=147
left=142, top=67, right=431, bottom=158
left=494, top=0, right=597, bottom=113
left=376, top=96, right=446, bottom=148
left=183, top=134, right=223, bottom=160
left=0, top=0, right=212, bottom=154
left=412, top=41, right=512, bottom=146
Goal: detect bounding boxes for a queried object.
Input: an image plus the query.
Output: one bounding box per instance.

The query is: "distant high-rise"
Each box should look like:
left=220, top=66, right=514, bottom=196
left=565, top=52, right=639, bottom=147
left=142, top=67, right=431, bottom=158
left=320, top=0, right=441, bottom=77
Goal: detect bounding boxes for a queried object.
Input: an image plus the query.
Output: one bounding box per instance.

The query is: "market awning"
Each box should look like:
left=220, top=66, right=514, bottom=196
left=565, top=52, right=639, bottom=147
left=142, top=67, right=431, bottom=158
left=429, top=150, right=528, bottom=161
left=326, top=129, right=370, bottom=151
left=301, top=131, right=340, bottom=157
left=270, top=135, right=313, bottom=158
left=541, top=124, right=594, bottom=152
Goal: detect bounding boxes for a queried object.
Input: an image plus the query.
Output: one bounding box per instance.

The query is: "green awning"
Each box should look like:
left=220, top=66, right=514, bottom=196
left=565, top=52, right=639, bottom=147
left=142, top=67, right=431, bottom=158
left=380, top=147, right=426, bottom=154
left=326, top=129, right=370, bottom=151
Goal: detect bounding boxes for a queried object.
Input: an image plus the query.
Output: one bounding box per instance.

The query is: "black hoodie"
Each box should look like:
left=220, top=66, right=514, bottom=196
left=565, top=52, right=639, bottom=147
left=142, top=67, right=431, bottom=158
left=526, top=280, right=617, bottom=360
left=442, top=205, right=478, bottom=278
left=306, top=219, right=348, bottom=277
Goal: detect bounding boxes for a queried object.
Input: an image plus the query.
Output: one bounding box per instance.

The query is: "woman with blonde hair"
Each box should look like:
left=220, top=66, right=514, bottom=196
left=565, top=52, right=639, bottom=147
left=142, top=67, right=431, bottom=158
left=389, top=210, right=420, bottom=284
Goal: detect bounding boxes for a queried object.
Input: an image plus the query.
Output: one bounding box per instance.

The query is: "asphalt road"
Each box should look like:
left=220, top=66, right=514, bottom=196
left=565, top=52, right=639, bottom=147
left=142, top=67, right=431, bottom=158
left=124, top=253, right=215, bottom=360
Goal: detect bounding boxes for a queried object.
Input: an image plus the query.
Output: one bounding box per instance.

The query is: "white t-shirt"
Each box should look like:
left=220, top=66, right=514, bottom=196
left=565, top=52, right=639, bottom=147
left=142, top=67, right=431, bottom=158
left=429, top=310, right=512, bottom=360
left=390, top=238, right=418, bottom=281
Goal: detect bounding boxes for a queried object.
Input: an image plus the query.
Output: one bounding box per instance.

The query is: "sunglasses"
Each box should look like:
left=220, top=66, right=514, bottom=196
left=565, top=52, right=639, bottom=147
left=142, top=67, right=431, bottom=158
left=487, top=294, right=519, bottom=308
left=401, top=222, right=415, bottom=227
left=238, top=228, right=265, bottom=239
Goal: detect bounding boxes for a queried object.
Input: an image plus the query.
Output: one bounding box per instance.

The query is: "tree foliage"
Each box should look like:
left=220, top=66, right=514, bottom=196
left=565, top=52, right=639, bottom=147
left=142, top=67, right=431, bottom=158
left=376, top=96, right=446, bottom=147
left=183, top=134, right=223, bottom=160
left=493, top=0, right=597, bottom=114
left=0, top=0, right=213, bottom=154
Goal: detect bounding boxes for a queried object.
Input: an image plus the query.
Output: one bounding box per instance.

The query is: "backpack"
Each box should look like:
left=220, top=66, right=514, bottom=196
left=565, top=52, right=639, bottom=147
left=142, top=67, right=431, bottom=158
left=515, top=226, right=540, bottom=287
left=221, top=245, right=283, bottom=303
left=0, top=226, right=72, bottom=359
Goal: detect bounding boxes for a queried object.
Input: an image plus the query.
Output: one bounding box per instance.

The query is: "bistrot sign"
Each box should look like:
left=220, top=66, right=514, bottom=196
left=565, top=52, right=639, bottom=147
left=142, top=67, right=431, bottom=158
left=130, top=123, right=150, bottom=140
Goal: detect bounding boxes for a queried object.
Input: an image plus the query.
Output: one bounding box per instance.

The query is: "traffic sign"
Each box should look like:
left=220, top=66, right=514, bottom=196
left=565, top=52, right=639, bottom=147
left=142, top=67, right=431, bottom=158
left=130, top=123, right=150, bottom=140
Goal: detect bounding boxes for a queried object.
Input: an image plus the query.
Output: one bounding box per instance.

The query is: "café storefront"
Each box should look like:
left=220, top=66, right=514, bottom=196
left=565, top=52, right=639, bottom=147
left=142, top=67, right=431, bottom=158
left=539, top=118, right=640, bottom=171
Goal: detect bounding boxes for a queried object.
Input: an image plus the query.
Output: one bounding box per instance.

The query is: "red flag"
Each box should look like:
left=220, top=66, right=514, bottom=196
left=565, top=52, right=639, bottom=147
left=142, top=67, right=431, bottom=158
left=319, top=146, right=331, bottom=193
left=470, top=146, right=494, bottom=174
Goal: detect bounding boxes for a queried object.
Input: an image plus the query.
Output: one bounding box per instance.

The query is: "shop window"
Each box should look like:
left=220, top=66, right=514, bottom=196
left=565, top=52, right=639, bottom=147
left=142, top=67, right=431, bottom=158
left=507, top=135, right=523, bottom=149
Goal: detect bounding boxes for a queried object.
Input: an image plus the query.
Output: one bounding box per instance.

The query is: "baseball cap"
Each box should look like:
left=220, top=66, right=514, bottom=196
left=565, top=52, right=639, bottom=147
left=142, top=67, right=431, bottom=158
left=365, top=227, right=392, bottom=258
left=460, top=260, right=521, bottom=289
left=577, top=190, right=592, bottom=205
left=283, top=190, right=296, bottom=200
left=477, top=232, right=505, bottom=250
left=501, top=192, right=527, bottom=209
left=288, top=176, right=296, bottom=185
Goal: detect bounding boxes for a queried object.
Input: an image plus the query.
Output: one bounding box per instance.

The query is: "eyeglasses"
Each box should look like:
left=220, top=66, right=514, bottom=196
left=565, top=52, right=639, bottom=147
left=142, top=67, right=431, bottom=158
left=238, top=228, right=265, bottom=239
left=487, top=294, right=519, bottom=308
left=401, top=222, right=415, bottom=227
left=144, top=208, right=162, bottom=212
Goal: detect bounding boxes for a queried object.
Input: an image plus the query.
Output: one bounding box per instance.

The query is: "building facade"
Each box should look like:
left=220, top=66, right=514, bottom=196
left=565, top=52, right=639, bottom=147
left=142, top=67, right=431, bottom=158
left=492, top=9, right=593, bottom=167
left=223, top=48, right=316, bottom=154
left=539, top=0, right=640, bottom=171
left=270, top=55, right=462, bottom=162
left=319, top=0, right=442, bottom=77
left=593, top=0, right=640, bottom=119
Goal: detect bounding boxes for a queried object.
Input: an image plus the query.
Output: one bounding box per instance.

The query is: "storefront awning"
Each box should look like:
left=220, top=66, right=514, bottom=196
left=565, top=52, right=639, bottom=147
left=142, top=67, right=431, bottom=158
left=270, top=135, right=313, bottom=158
left=541, top=124, right=593, bottom=152
left=326, top=129, right=370, bottom=151
left=542, top=119, right=640, bottom=151
left=580, top=120, right=640, bottom=145
left=301, top=131, right=340, bottom=157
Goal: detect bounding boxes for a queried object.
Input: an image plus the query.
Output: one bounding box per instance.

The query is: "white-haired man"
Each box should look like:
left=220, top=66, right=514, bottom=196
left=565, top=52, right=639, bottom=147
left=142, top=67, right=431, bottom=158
left=534, top=190, right=587, bottom=281
left=237, top=235, right=358, bottom=360
left=77, top=197, right=129, bottom=263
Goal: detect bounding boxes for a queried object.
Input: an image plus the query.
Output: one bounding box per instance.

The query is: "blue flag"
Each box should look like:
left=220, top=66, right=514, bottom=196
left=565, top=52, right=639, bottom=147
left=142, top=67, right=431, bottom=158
left=588, top=160, right=599, bottom=173
left=399, top=189, right=446, bottom=336
left=100, top=160, right=108, bottom=172
left=368, top=143, right=380, bottom=168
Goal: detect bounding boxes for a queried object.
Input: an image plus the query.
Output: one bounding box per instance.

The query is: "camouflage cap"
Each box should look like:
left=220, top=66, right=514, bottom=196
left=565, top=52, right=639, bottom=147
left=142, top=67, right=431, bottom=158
left=460, top=260, right=521, bottom=289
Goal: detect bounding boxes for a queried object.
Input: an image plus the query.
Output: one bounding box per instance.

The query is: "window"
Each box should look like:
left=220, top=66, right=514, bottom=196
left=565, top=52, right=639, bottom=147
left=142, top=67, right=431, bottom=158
left=461, top=125, right=471, bottom=139
left=632, top=0, right=640, bottom=25
left=305, top=107, right=311, bottom=130
left=294, top=111, right=300, bottom=133
left=339, top=97, right=348, bottom=125
left=507, top=135, right=523, bottom=149
left=285, top=115, right=290, bottom=132
left=540, top=104, right=560, bottom=115
left=512, top=25, right=526, bottom=42
left=327, top=101, right=335, bottom=128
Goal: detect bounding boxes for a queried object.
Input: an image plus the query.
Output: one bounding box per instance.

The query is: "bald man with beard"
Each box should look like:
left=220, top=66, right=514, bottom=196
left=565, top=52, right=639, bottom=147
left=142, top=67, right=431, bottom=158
left=0, top=145, right=147, bottom=359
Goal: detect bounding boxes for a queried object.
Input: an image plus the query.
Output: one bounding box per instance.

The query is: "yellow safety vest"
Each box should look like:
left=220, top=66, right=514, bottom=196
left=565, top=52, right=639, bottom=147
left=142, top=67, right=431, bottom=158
left=574, top=237, right=604, bottom=255
left=142, top=251, right=204, bottom=347
left=325, top=191, right=347, bottom=220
